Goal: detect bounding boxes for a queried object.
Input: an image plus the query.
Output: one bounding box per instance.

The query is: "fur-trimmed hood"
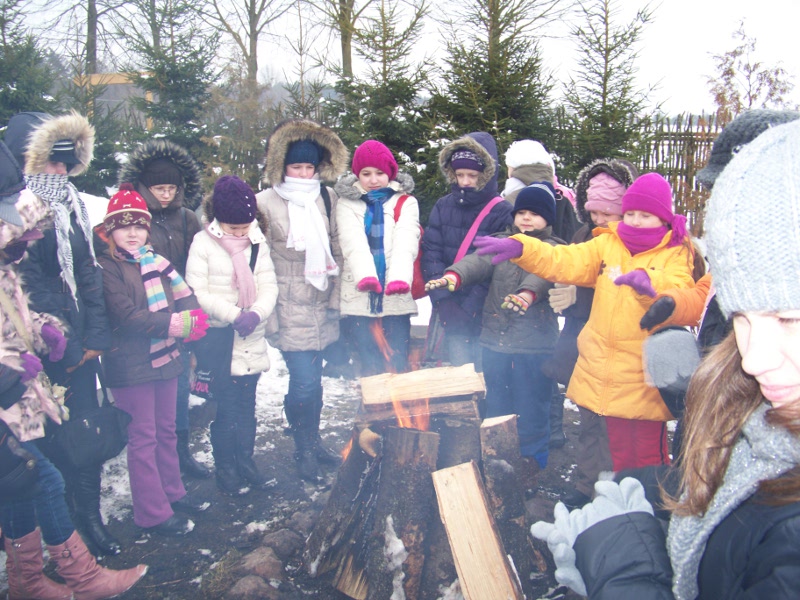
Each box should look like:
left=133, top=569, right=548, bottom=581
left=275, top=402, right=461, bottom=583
left=574, top=158, right=638, bottom=223
left=333, top=171, right=415, bottom=201
left=262, top=119, right=349, bottom=187
left=0, top=189, right=52, bottom=251
left=20, top=111, right=94, bottom=177
left=438, top=132, right=498, bottom=192
left=118, top=139, right=204, bottom=211
left=201, top=192, right=269, bottom=235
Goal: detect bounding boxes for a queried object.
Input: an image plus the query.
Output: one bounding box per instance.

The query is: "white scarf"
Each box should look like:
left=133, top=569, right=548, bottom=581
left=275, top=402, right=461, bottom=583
left=501, top=176, right=526, bottom=199
left=273, top=176, right=339, bottom=291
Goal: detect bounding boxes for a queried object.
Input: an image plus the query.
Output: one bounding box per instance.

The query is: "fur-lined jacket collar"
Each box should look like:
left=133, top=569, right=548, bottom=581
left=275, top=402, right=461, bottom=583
left=438, top=132, right=499, bottom=193
left=22, top=111, right=94, bottom=177
left=0, top=190, right=52, bottom=251
left=334, top=172, right=415, bottom=201
left=262, top=119, right=348, bottom=187
left=118, top=139, right=204, bottom=211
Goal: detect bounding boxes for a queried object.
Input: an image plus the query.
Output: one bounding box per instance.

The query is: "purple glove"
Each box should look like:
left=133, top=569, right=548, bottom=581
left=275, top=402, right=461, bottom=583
left=473, top=236, right=523, bottom=265
left=615, top=270, right=657, bottom=298
left=41, top=324, right=67, bottom=362
left=233, top=310, right=260, bottom=337
left=19, top=352, right=43, bottom=383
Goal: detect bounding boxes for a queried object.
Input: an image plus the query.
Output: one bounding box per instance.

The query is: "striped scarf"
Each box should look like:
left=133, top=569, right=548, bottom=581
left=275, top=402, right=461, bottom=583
left=117, top=245, right=192, bottom=368
left=362, top=187, right=394, bottom=314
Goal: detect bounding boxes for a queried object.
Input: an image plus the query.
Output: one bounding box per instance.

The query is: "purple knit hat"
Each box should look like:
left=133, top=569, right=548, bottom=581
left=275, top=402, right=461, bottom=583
left=621, top=173, right=687, bottom=246
left=352, top=140, right=398, bottom=181
left=212, top=175, right=256, bottom=225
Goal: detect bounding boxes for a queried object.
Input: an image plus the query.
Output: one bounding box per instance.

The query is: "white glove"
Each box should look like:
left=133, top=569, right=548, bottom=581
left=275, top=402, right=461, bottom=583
left=530, top=478, right=654, bottom=596
left=548, top=283, right=577, bottom=314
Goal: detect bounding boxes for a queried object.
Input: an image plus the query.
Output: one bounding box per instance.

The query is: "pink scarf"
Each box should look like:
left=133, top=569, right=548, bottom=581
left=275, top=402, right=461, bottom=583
left=209, top=228, right=256, bottom=309
left=616, top=222, right=668, bottom=255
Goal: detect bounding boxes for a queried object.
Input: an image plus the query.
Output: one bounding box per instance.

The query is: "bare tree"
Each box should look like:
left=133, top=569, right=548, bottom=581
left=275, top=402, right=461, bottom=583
left=707, top=23, right=796, bottom=124
left=308, top=0, right=376, bottom=77
left=280, top=0, right=328, bottom=120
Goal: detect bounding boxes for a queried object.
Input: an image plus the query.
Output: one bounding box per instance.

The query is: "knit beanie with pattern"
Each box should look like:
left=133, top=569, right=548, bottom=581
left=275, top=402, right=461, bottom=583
left=450, top=149, right=485, bottom=172
left=705, top=119, right=800, bottom=317
left=104, top=183, right=151, bottom=234
left=352, top=140, right=398, bottom=180
left=212, top=175, right=257, bottom=225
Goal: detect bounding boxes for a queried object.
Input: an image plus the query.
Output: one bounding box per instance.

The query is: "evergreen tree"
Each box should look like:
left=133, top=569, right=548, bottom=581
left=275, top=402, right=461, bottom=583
left=560, top=0, right=652, bottom=179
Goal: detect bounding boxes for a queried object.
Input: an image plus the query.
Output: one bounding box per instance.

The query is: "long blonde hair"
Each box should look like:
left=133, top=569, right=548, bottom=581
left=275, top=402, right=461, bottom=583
left=668, top=331, right=800, bottom=516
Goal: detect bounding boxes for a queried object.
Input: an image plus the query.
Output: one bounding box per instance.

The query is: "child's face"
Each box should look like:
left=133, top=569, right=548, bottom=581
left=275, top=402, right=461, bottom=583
left=357, top=167, right=390, bottom=191
left=589, top=210, right=622, bottom=228
left=514, top=209, right=546, bottom=233
left=455, top=169, right=481, bottom=188
left=111, top=225, right=148, bottom=252
left=219, top=222, right=251, bottom=237
left=149, top=184, right=178, bottom=207
left=623, top=210, right=665, bottom=229
left=285, top=163, right=317, bottom=179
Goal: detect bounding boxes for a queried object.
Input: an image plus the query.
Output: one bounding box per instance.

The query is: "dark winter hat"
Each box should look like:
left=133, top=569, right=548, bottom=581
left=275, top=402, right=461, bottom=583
left=284, top=139, right=322, bottom=167
left=3, top=112, right=48, bottom=168
left=49, top=138, right=79, bottom=167
left=514, top=181, right=556, bottom=226
left=0, top=141, right=26, bottom=227
left=450, top=149, right=485, bottom=172
left=697, top=109, right=800, bottom=189
left=212, top=175, right=257, bottom=225
left=705, top=119, right=800, bottom=317
left=139, top=158, right=183, bottom=188
left=104, top=183, right=151, bottom=234
left=352, top=140, right=398, bottom=181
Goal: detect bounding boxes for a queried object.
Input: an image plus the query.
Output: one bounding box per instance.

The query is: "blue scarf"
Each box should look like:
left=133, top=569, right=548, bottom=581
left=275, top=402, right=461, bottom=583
left=362, top=187, right=394, bottom=313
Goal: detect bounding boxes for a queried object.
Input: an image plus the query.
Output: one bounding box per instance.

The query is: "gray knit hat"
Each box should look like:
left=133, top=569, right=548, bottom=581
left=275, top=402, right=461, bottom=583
left=697, top=109, right=800, bottom=189
left=705, top=119, right=800, bottom=317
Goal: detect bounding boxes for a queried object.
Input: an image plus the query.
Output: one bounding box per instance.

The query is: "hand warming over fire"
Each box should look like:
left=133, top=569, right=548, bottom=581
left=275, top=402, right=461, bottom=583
left=501, top=291, right=533, bottom=315
left=425, top=272, right=460, bottom=292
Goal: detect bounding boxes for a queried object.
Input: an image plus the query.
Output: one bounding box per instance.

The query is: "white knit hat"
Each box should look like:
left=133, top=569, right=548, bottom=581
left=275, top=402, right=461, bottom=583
left=504, top=140, right=555, bottom=170
left=705, top=119, right=800, bottom=317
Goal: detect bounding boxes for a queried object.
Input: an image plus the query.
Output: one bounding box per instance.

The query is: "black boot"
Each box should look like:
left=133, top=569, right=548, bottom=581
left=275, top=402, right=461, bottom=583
left=72, top=464, right=122, bottom=556
left=549, top=385, right=567, bottom=449
left=211, top=420, right=249, bottom=496
left=235, top=418, right=271, bottom=490
left=312, top=397, right=341, bottom=467
left=177, top=429, right=212, bottom=479
left=285, top=401, right=319, bottom=482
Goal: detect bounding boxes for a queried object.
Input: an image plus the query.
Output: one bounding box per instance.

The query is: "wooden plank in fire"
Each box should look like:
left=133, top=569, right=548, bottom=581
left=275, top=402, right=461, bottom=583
left=359, top=364, right=486, bottom=409
left=432, top=461, right=524, bottom=600
left=354, top=398, right=480, bottom=426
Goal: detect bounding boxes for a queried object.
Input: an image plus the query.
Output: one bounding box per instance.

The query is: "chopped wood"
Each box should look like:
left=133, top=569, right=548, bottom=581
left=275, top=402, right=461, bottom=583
left=355, top=398, right=480, bottom=427
left=359, top=364, right=485, bottom=408
left=432, top=462, right=524, bottom=600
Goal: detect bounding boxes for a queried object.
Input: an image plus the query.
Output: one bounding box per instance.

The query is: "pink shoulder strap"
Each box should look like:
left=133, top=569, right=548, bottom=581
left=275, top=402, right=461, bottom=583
left=455, top=196, right=504, bottom=262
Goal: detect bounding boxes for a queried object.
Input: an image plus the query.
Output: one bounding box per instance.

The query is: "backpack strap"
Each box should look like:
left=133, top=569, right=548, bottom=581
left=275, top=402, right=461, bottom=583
left=392, top=194, right=410, bottom=222
left=455, top=196, right=504, bottom=262
left=319, top=184, right=331, bottom=219
left=249, top=243, right=259, bottom=272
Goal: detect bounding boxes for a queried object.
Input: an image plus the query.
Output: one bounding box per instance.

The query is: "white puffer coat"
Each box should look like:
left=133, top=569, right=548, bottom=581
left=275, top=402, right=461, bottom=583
left=334, top=173, right=419, bottom=317
left=185, top=219, right=278, bottom=377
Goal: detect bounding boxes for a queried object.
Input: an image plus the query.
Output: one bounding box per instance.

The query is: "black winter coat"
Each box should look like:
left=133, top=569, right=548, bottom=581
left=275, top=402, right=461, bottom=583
left=18, top=212, right=111, bottom=368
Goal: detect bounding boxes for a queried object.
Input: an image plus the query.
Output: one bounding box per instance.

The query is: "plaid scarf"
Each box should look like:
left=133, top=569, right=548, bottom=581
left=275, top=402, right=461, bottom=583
left=362, top=187, right=394, bottom=314
left=116, top=245, right=192, bottom=368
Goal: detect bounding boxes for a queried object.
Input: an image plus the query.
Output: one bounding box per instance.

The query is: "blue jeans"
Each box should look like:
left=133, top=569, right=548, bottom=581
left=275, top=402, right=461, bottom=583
left=482, top=348, right=553, bottom=468
left=0, top=442, right=75, bottom=545
left=345, top=315, right=411, bottom=376
left=282, top=350, right=323, bottom=408
left=176, top=350, right=190, bottom=431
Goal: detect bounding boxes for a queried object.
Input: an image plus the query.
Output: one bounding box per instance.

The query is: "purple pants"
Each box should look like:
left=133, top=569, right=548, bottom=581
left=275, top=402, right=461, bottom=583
left=111, top=378, right=186, bottom=528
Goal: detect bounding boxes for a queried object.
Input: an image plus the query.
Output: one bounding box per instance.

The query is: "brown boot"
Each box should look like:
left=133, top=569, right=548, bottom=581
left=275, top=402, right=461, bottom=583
left=4, top=528, right=72, bottom=600
left=48, top=530, right=147, bottom=600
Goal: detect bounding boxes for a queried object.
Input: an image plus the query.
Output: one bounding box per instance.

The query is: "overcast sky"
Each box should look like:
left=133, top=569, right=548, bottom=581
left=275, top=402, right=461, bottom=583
left=540, top=0, right=800, bottom=115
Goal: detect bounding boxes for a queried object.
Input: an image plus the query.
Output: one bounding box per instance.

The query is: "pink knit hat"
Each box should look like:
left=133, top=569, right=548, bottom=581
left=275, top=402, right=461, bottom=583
left=352, top=140, right=398, bottom=181
left=621, top=173, right=687, bottom=246
left=584, top=172, right=627, bottom=215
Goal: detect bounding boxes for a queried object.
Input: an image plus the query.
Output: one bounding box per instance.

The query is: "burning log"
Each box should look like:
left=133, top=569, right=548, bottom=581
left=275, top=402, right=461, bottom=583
left=432, top=461, right=524, bottom=600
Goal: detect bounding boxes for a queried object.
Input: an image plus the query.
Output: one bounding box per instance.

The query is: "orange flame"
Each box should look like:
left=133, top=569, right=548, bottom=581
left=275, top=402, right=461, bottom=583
left=369, top=320, right=394, bottom=364
left=341, top=437, right=353, bottom=462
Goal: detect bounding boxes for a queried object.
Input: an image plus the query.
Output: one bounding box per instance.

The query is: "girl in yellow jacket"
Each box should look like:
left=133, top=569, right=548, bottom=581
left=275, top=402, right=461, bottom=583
left=474, top=173, right=694, bottom=506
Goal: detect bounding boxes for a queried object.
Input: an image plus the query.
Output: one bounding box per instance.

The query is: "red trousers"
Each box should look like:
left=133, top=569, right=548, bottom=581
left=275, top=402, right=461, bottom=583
left=604, top=416, right=671, bottom=472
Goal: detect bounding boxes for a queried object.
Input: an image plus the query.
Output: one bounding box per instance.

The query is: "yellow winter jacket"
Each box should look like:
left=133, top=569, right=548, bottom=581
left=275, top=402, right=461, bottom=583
left=511, top=222, right=694, bottom=421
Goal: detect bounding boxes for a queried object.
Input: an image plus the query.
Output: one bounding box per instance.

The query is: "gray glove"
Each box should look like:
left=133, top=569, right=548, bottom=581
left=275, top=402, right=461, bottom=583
left=530, top=478, right=654, bottom=596
left=643, top=327, right=701, bottom=393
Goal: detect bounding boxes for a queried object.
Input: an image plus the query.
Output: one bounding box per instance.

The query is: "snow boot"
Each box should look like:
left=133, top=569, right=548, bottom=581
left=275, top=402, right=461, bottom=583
left=48, top=530, right=147, bottom=600
left=211, top=420, right=249, bottom=496
left=312, top=397, right=341, bottom=466
left=285, top=401, right=319, bottom=482
left=235, top=419, right=271, bottom=489
left=4, top=529, right=72, bottom=600
left=72, top=464, right=122, bottom=556
left=176, top=429, right=212, bottom=479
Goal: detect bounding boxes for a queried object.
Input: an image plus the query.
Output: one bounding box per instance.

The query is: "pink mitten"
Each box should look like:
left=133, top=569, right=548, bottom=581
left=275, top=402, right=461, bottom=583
left=473, top=236, right=524, bottom=265
left=357, top=277, right=383, bottom=293
left=385, top=281, right=410, bottom=296
left=185, top=308, right=209, bottom=341
left=41, top=324, right=67, bottom=362
left=614, top=270, right=657, bottom=298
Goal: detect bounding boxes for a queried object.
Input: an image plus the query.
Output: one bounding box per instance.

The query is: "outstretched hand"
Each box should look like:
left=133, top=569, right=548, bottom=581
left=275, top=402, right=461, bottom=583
left=640, top=296, right=676, bottom=330
left=425, top=272, right=459, bottom=292
left=614, top=269, right=656, bottom=298
left=501, top=291, right=532, bottom=315
left=473, top=236, right=523, bottom=265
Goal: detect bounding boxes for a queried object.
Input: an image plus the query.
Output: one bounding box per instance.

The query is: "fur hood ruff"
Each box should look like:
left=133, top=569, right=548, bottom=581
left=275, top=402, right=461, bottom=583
left=262, top=119, right=348, bottom=187
left=438, top=134, right=497, bottom=191
left=333, top=172, right=415, bottom=201
left=23, top=111, right=94, bottom=177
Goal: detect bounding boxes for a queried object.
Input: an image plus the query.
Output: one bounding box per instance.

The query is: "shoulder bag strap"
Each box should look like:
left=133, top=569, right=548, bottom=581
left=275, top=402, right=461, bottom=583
left=319, top=184, right=331, bottom=219
left=455, top=196, right=504, bottom=262
left=392, top=194, right=410, bottom=222
left=249, top=242, right=259, bottom=272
